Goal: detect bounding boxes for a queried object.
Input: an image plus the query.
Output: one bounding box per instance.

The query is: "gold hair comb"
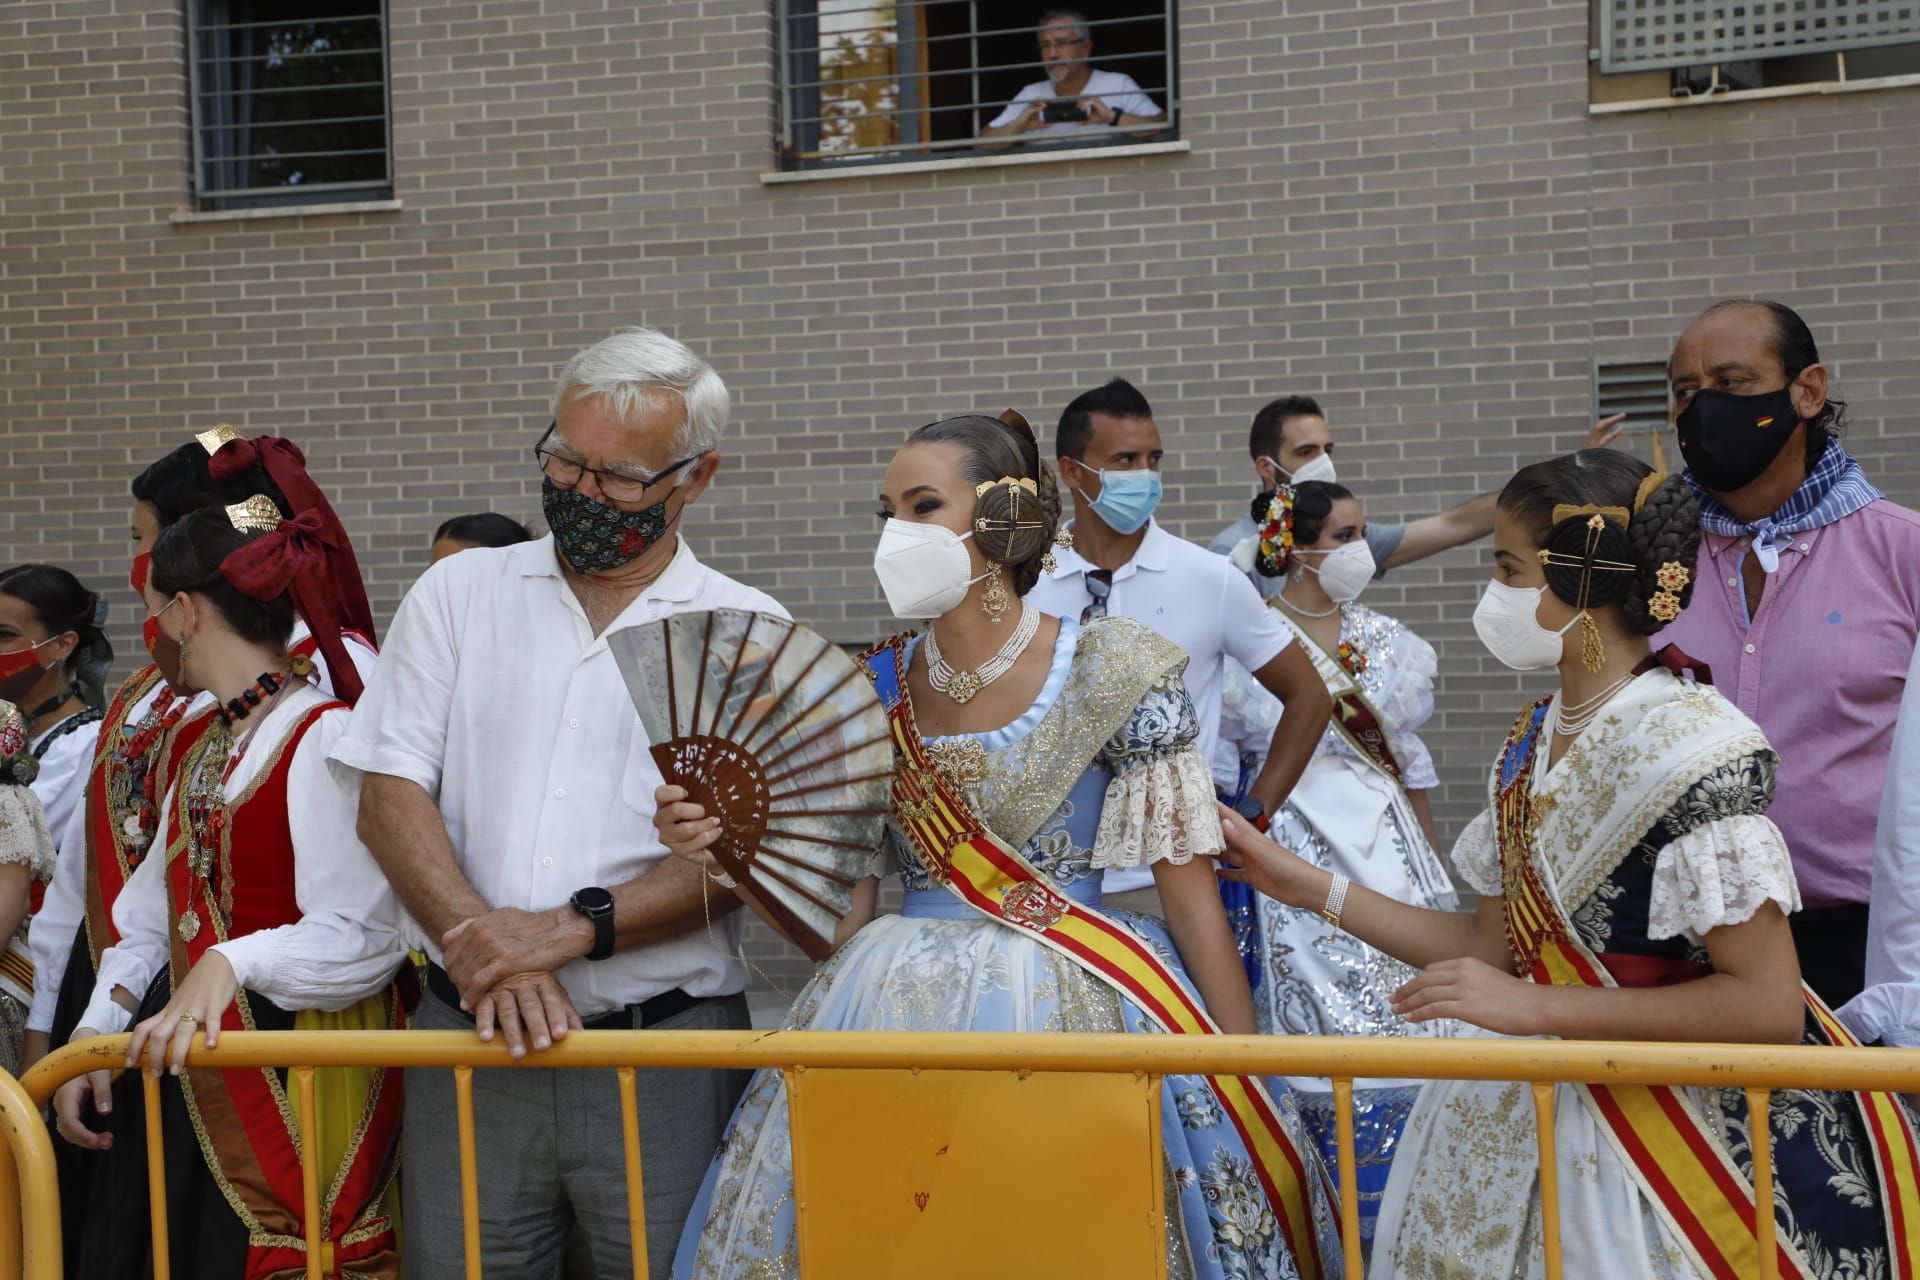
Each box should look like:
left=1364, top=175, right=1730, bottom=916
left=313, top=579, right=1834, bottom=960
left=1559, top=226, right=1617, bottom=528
left=1552, top=503, right=1629, bottom=529
left=225, top=494, right=282, bottom=533
left=196, top=423, right=242, bottom=455
left=975, top=476, right=1038, bottom=497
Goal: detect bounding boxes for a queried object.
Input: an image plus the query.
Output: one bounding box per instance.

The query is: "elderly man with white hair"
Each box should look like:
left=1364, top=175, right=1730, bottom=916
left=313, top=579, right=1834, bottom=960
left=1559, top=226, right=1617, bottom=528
left=332, top=328, right=786, bottom=1280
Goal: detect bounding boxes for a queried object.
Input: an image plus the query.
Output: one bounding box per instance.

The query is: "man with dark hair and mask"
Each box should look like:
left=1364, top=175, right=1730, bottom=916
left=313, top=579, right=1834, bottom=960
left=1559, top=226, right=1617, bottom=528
left=333, top=327, right=786, bottom=1280
left=1210, top=396, right=1628, bottom=597
left=1655, top=298, right=1920, bottom=1012
left=1026, top=377, right=1332, bottom=918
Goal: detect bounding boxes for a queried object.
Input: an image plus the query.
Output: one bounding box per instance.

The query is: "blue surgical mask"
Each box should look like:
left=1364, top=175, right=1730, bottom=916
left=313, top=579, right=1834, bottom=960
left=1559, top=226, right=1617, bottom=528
left=1074, top=465, right=1162, bottom=535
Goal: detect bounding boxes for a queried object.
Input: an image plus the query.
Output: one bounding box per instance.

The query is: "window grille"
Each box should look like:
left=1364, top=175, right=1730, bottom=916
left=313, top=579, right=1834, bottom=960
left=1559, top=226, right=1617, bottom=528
left=778, top=1, right=1178, bottom=169
left=189, top=0, right=393, bottom=210
left=1598, top=0, right=1920, bottom=73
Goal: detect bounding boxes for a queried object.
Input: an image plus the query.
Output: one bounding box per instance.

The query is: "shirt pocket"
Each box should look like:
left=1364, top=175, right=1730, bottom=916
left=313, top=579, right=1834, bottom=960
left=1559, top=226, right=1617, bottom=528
left=620, top=740, right=668, bottom=822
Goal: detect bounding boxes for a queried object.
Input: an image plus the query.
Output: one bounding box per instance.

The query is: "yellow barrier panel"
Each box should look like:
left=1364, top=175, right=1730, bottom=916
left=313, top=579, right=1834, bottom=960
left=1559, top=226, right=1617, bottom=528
left=11, top=1030, right=1920, bottom=1280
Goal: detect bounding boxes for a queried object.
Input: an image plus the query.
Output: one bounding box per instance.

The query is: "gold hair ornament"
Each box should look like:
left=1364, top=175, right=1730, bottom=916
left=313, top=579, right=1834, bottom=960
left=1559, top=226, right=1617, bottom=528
left=1649, top=561, right=1691, bottom=623
left=225, top=494, right=283, bottom=534
left=196, top=423, right=242, bottom=455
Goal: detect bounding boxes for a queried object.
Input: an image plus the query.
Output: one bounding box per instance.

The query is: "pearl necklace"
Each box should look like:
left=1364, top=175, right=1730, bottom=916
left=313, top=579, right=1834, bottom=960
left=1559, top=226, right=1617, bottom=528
left=1277, top=590, right=1341, bottom=619
left=1550, top=671, right=1636, bottom=738
left=925, top=604, right=1040, bottom=704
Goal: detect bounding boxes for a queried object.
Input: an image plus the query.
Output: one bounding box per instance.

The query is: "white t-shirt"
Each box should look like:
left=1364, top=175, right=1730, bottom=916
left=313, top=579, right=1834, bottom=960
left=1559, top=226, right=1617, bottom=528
left=330, top=535, right=789, bottom=1017
left=1026, top=520, right=1293, bottom=894
left=988, top=69, right=1163, bottom=137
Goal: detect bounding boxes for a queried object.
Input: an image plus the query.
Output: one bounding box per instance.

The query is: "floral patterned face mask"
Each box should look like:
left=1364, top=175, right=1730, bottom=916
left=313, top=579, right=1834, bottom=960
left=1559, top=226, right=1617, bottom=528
left=541, top=477, right=682, bottom=574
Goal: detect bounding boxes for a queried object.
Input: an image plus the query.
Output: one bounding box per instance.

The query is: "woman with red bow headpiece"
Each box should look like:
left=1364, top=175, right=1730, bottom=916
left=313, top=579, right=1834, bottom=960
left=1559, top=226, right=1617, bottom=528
left=52, top=502, right=405, bottom=1280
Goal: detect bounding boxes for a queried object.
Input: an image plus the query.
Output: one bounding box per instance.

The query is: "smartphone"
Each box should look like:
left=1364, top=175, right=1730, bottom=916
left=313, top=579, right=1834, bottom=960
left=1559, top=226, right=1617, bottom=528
left=1041, top=99, right=1088, bottom=124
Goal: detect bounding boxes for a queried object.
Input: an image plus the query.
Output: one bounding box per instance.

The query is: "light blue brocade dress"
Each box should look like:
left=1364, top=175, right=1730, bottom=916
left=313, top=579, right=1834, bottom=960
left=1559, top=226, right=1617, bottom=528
left=671, top=617, right=1338, bottom=1280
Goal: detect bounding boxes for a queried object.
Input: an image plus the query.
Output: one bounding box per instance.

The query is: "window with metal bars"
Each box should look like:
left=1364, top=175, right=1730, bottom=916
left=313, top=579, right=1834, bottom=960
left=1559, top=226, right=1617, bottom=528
left=1596, top=0, right=1920, bottom=73
left=1596, top=360, right=1674, bottom=458
left=778, top=2, right=1178, bottom=169
left=189, top=0, right=393, bottom=211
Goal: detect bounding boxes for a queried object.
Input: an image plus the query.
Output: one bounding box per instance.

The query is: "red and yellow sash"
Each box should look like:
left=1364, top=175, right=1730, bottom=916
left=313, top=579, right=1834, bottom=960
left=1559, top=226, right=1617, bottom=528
left=1495, top=699, right=1920, bottom=1280
left=1270, top=609, right=1405, bottom=788
left=864, top=636, right=1333, bottom=1278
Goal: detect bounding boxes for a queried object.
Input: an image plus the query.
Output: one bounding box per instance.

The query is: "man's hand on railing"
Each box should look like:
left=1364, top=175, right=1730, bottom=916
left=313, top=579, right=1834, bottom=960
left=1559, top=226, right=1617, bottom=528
left=441, top=907, right=592, bottom=1003
left=470, top=971, right=585, bottom=1060
left=51, top=1029, right=116, bottom=1151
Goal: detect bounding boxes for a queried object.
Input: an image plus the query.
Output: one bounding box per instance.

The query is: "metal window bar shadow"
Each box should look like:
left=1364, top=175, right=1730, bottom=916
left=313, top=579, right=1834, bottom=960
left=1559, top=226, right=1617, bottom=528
left=16, top=1031, right=1919, bottom=1280
left=779, top=1, right=1178, bottom=168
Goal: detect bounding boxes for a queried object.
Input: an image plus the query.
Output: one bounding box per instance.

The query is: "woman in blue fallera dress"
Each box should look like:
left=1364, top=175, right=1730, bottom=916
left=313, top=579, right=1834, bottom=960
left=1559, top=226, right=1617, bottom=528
left=654, top=412, right=1340, bottom=1280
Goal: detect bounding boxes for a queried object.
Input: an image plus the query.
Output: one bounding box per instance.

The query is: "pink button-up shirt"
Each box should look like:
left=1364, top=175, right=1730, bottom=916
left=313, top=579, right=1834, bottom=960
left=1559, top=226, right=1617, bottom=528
left=1657, top=499, right=1920, bottom=908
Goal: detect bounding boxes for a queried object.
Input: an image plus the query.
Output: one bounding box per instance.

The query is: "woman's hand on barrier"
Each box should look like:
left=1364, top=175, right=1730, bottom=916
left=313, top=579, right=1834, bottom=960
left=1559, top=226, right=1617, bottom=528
left=1212, top=802, right=1325, bottom=911
left=472, top=970, right=585, bottom=1060
left=52, top=1027, right=116, bottom=1150
left=129, top=950, right=239, bottom=1076
left=1390, top=956, right=1546, bottom=1035
left=654, top=785, right=725, bottom=876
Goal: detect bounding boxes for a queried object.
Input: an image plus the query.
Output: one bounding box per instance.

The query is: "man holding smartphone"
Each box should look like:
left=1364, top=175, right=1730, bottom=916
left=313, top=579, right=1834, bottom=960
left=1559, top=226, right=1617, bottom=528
left=980, top=9, right=1164, bottom=147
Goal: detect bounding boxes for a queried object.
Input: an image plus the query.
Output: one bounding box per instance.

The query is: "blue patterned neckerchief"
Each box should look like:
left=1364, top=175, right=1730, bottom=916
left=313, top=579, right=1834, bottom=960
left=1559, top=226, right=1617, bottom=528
left=1688, top=441, right=1882, bottom=573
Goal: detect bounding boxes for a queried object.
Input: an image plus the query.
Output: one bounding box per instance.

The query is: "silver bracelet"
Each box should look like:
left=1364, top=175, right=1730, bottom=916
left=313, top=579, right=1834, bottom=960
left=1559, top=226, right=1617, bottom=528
left=1319, top=873, right=1350, bottom=929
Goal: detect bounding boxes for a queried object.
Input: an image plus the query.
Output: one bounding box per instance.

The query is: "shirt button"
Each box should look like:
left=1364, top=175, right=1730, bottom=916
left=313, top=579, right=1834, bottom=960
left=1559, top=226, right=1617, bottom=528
left=555, top=787, right=567, bottom=799
left=1799, top=542, right=1810, bottom=552
left=1744, top=643, right=1756, bottom=654
left=542, top=857, right=553, bottom=867
left=569, top=717, right=581, bottom=729
left=1727, top=577, right=1738, bottom=587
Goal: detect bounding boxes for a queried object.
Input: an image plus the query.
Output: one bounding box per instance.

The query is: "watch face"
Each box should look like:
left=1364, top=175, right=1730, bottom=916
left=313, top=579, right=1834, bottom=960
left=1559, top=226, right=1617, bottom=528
left=573, top=886, right=614, bottom=914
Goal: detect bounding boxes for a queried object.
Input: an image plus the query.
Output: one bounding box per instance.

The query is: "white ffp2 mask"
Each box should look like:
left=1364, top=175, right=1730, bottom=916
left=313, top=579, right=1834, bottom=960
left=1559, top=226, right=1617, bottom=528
left=1274, top=452, right=1337, bottom=486
left=1472, top=579, right=1580, bottom=671
left=872, top=518, right=986, bottom=619
left=1296, top=539, right=1375, bottom=603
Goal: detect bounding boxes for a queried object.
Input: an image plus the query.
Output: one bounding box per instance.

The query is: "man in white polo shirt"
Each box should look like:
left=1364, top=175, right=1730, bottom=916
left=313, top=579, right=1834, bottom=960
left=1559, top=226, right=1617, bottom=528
left=980, top=9, right=1164, bottom=146
left=1027, top=378, right=1332, bottom=914
left=331, top=328, right=785, bottom=1280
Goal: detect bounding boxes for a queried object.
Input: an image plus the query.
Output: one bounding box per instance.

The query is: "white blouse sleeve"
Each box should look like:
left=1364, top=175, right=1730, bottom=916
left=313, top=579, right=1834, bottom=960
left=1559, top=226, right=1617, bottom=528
left=1448, top=808, right=1502, bottom=897
left=1841, top=640, right=1920, bottom=1047
left=81, top=833, right=172, bottom=1035
left=211, top=711, right=407, bottom=1011
left=25, top=796, right=89, bottom=1032
left=1646, top=813, right=1801, bottom=944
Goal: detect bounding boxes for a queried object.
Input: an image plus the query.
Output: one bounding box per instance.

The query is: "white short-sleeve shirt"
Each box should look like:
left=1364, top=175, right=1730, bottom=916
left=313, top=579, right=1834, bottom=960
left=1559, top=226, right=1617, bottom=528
left=328, top=535, right=789, bottom=1018
left=1026, top=520, right=1293, bottom=893
left=988, top=69, right=1163, bottom=136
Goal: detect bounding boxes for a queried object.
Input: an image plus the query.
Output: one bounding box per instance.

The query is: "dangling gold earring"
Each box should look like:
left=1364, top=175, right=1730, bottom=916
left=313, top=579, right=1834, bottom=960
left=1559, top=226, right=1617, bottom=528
left=1579, top=611, right=1605, bottom=673
left=980, top=563, right=1012, bottom=623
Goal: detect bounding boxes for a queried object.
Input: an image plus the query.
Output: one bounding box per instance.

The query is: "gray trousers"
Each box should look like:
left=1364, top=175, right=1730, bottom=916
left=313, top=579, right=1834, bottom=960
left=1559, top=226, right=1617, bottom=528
left=402, top=987, right=751, bottom=1280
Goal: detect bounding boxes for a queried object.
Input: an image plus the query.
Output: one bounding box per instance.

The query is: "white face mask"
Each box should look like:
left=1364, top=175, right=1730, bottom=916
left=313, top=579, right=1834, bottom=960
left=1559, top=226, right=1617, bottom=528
left=872, top=518, right=986, bottom=620
left=1472, top=580, right=1580, bottom=671
left=1270, top=452, right=1337, bottom=487
left=1295, top=539, right=1375, bottom=603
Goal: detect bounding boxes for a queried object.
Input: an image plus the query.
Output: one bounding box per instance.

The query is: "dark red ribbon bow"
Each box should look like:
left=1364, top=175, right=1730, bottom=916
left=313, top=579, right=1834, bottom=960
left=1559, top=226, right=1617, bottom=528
left=220, top=509, right=365, bottom=705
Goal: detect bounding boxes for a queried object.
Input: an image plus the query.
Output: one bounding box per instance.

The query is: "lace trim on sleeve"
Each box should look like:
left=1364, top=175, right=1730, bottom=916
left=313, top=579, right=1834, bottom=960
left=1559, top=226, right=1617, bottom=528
left=1449, top=808, right=1501, bottom=897
left=0, top=786, right=55, bottom=882
left=1091, top=746, right=1224, bottom=870
left=1647, top=814, right=1801, bottom=943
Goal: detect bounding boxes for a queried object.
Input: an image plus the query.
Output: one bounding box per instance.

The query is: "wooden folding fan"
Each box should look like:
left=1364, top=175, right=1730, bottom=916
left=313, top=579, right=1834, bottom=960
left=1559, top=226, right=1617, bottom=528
left=608, top=610, right=893, bottom=961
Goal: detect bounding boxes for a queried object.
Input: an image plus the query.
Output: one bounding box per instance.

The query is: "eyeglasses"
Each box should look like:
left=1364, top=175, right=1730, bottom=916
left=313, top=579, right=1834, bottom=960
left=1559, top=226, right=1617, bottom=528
left=533, top=423, right=704, bottom=506
left=1080, top=569, right=1113, bottom=623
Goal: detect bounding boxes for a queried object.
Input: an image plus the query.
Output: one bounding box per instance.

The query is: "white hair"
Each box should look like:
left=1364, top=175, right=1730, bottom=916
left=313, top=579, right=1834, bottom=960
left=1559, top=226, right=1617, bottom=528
left=1039, top=9, right=1089, bottom=41
left=552, top=327, right=730, bottom=459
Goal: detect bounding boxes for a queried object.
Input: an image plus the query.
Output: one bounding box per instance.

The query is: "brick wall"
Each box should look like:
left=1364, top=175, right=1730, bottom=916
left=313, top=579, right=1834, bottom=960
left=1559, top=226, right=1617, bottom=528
left=4, top=0, right=1916, bottom=993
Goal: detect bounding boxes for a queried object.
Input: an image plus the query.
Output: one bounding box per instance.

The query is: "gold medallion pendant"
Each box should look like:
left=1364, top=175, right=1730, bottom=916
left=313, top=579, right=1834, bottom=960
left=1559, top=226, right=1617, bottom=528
left=178, top=909, right=201, bottom=942
left=945, top=670, right=984, bottom=703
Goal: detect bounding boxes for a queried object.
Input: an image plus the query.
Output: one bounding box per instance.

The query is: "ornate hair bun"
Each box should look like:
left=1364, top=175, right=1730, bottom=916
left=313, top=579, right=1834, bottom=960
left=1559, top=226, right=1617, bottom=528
left=972, top=474, right=1050, bottom=566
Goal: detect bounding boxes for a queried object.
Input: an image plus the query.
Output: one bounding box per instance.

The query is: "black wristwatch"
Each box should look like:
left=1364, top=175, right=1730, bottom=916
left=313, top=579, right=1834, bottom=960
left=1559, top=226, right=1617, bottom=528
left=570, top=887, right=616, bottom=961
left=1234, top=794, right=1270, bottom=832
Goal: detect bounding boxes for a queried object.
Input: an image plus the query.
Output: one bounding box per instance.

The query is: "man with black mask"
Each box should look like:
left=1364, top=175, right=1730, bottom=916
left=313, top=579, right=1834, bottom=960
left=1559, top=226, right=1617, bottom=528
left=1657, top=298, right=1920, bottom=1009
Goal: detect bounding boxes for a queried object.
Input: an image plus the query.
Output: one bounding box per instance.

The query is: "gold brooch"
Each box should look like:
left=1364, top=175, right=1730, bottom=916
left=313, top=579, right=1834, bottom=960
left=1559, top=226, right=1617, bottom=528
left=196, top=423, right=242, bottom=454
left=225, top=494, right=282, bottom=533
left=1656, top=562, right=1690, bottom=592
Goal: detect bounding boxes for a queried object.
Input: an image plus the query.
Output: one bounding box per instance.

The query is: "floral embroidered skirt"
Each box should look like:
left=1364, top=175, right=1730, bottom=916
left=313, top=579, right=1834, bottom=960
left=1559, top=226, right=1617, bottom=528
left=672, top=903, right=1342, bottom=1280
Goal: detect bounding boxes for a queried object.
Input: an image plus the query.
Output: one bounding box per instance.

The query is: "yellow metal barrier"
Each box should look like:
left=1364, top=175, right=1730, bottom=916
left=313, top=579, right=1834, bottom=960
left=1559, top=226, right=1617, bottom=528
left=0, top=1069, right=60, bottom=1280
left=9, top=1030, right=1920, bottom=1280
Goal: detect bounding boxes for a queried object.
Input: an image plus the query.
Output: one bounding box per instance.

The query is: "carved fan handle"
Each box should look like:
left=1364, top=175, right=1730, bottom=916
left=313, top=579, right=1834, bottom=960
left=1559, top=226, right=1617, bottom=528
left=650, top=736, right=772, bottom=883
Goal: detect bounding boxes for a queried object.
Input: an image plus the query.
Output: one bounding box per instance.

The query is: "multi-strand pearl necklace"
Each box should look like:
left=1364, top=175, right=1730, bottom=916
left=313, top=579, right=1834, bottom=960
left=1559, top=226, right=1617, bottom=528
left=1550, top=671, right=1636, bottom=738
left=925, top=604, right=1040, bottom=704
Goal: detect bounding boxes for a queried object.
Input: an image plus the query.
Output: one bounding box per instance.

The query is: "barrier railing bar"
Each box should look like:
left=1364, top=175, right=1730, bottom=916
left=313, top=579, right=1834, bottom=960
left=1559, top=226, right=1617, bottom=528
left=0, top=1070, right=61, bottom=1280
left=0, top=1142, right=18, bottom=1280
left=143, top=1072, right=171, bottom=1280
left=26, top=1031, right=1920, bottom=1095
left=295, top=1066, right=323, bottom=1280
left=616, top=1066, right=648, bottom=1280
left=1531, top=1081, right=1563, bottom=1280
left=1330, top=1077, right=1362, bottom=1278
left=455, top=1066, right=482, bottom=1280
left=1749, top=1086, right=1778, bottom=1280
